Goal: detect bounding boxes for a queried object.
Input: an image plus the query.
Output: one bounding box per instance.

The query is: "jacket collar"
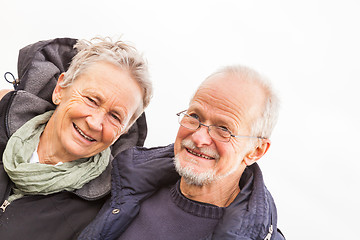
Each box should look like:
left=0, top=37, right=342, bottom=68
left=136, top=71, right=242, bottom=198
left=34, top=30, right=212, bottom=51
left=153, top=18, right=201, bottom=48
left=111, top=144, right=278, bottom=239
left=210, top=164, right=278, bottom=239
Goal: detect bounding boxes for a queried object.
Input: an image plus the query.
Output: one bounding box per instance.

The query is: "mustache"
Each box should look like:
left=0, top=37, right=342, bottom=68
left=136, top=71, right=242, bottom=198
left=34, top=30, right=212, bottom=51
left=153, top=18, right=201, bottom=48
left=181, top=139, right=220, bottom=160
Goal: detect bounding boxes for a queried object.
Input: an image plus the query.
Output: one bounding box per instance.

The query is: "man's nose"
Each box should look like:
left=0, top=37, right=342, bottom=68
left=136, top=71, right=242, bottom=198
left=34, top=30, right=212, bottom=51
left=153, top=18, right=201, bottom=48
left=191, top=125, right=212, bottom=147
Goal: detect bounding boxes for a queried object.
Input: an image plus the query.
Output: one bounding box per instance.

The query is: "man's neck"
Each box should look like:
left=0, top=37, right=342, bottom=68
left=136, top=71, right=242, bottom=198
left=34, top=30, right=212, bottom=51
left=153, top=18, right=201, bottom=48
left=179, top=176, right=241, bottom=207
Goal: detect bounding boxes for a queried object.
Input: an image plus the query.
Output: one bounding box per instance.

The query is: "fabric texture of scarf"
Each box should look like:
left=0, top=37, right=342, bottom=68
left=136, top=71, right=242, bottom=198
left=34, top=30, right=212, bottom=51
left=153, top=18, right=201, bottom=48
left=3, top=111, right=110, bottom=202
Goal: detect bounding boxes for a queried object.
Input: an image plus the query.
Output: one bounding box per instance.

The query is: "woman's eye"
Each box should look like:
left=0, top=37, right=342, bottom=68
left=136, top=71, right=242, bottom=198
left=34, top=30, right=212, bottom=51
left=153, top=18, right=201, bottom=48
left=86, top=97, right=97, bottom=105
left=111, top=113, right=120, bottom=122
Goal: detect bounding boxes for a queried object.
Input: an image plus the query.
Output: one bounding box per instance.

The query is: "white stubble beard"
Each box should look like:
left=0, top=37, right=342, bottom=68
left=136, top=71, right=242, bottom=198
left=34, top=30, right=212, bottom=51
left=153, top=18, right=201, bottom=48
left=174, top=139, right=252, bottom=187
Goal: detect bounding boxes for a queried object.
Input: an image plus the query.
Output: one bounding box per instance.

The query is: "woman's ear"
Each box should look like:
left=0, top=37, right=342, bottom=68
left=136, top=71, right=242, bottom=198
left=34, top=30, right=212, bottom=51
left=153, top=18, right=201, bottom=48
left=52, top=73, right=65, bottom=105
left=243, top=139, right=271, bottom=166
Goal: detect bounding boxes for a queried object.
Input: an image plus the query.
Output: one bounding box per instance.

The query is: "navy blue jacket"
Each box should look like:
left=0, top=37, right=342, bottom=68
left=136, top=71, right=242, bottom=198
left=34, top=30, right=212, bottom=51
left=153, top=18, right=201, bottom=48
left=79, top=144, right=285, bottom=240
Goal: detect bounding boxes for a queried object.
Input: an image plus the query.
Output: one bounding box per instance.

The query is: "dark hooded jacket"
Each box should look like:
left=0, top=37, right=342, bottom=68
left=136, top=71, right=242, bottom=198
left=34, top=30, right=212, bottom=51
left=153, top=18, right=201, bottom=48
left=0, top=38, right=148, bottom=240
left=79, top=144, right=285, bottom=240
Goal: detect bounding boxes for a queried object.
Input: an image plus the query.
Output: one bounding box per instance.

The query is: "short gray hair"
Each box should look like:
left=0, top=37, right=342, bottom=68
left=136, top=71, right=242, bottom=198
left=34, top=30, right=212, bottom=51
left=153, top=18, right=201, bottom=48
left=62, top=36, right=152, bottom=125
left=205, top=65, right=280, bottom=139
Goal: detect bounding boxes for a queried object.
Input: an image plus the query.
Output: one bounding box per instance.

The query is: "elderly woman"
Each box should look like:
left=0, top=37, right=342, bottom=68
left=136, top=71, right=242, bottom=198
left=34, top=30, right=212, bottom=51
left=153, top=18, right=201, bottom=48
left=0, top=37, right=152, bottom=239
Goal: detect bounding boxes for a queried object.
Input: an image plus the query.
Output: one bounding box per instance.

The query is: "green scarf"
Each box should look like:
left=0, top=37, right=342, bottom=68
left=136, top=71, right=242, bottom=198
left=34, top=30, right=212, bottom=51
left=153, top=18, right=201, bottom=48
left=3, top=111, right=110, bottom=203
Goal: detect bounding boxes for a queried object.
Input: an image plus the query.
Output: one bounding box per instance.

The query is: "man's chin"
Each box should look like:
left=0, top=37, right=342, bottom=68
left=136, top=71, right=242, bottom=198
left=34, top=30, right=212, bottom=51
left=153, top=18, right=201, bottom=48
left=174, top=154, right=216, bottom=186
left=181, top=170, right=216, bottom=187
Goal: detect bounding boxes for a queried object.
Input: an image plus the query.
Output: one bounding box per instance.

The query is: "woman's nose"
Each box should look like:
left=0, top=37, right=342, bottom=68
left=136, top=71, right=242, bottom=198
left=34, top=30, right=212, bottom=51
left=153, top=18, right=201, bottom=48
left=86, top=113, right=104, bottom=131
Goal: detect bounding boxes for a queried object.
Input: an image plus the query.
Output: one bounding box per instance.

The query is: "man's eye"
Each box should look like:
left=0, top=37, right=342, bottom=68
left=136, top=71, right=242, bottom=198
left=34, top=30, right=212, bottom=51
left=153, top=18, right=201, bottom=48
left=218, top=126, right=229, bottom=132
left=189, top=113, right=200, bottom=120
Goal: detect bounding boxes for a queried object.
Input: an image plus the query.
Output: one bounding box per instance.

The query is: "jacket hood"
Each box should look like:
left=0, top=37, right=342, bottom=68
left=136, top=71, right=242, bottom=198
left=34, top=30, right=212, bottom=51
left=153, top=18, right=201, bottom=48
left=17, top=38, right=77, bottom=102
left=1, top=38, right=148, bottom=200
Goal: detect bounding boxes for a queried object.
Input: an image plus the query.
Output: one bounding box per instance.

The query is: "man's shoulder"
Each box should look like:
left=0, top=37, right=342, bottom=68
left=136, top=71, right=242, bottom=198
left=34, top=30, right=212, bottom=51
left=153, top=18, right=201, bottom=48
left=111, top=143, right=178, bottom=197
left=113, top=143, right=175, bottom=166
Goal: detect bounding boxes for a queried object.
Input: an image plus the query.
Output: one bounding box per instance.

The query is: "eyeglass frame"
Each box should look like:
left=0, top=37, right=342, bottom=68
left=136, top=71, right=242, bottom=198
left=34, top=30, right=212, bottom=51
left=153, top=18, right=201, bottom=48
left=176, top=110, right=266, bottom=142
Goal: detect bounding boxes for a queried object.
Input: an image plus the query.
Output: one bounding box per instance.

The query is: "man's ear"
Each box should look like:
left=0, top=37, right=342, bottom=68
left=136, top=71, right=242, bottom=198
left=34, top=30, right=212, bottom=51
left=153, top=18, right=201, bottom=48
left=52, top=73, right=65, bottom=105
left=244, top=139, right=271, bottom=166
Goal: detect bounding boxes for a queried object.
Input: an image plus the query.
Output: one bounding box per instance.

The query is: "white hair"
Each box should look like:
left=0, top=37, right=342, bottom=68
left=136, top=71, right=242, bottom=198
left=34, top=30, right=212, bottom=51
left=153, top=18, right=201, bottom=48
left=62, top=36, right=152, bottom=125
left=201, top=65, right=280, bottom=139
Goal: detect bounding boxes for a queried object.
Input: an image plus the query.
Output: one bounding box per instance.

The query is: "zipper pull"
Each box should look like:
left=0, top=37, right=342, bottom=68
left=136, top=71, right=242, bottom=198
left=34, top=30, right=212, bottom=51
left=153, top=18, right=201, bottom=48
left=264, top=225, right=273, bottom=240
left=0, top=200, right=10, bottom=212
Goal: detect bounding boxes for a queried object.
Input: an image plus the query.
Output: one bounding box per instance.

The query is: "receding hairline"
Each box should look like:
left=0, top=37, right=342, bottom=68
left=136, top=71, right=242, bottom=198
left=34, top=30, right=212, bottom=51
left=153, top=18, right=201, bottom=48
left=190, top=65, right=279, bottom=138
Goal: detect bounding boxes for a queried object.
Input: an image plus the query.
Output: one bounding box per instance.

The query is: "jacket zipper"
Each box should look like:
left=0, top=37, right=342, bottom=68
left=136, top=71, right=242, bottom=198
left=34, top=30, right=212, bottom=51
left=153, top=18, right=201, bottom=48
left=0, top=200, right=10, bottom=212
left=263, top=225, right=273, bottom=240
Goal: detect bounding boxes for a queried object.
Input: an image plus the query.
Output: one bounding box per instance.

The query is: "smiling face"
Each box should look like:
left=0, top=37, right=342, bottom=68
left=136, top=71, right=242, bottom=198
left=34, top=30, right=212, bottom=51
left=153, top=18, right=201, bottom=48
left=174, top=73, right=266, bottom=186
left=42, top=61, right=143, bottom=163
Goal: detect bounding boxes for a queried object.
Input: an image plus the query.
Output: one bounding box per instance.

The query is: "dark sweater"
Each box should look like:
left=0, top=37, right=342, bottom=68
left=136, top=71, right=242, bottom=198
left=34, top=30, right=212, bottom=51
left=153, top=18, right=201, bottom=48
left=118, top=180, right=224, bottom=240
left=79, top=145, right=285, bottom=240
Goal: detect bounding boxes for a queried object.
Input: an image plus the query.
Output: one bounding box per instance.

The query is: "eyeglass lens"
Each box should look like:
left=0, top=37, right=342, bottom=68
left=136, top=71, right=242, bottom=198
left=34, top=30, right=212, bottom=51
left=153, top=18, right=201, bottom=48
left=179, top=113, right=230, bottom=142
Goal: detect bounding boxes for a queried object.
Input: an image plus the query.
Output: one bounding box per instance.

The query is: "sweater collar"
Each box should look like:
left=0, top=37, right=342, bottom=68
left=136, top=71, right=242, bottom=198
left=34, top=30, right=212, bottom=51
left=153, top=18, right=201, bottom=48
left=170, top=180, right=224, bottom=219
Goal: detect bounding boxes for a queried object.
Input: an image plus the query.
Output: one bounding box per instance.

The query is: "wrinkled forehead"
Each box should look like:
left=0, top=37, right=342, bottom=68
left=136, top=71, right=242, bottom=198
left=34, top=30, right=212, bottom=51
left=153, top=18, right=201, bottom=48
left=191, top=74, right=266, bottom=124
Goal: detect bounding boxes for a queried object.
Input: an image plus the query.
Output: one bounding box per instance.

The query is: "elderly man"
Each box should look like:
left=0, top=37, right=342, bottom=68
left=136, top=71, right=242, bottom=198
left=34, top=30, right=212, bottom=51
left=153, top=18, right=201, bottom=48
left=80, top=65, right=285, bottom=240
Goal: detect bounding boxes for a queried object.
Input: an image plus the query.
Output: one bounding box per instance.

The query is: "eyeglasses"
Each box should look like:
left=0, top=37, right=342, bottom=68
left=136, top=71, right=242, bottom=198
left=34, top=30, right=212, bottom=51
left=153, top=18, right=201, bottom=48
left=176, top=110, right=265, bottom=142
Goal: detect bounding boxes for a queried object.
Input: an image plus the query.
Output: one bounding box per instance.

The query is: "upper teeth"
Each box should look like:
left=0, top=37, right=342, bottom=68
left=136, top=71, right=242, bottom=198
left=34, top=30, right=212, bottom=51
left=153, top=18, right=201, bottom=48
left=187, top=149, right=213, bottom=160
left=74, top=124, right=95, bottom=141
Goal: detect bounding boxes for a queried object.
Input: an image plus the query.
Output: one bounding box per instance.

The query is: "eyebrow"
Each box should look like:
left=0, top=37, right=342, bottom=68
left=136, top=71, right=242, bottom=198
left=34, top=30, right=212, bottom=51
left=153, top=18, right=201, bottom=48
left=87, top=90, right=105, bottom=102
left=188, top=106, right=237, bottom=132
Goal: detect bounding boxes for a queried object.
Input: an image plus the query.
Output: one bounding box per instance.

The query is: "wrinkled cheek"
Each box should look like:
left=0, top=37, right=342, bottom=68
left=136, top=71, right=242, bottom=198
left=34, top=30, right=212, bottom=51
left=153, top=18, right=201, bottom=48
left=174, top=151, right=194, bottom=171
left=101, top=129, right=117, bottom=147
left=174, top=137, right=183, bottom=156
left=111, top=132, right=121, bottom=145
left=214, top=162, right=230, bottom=175
left=174, top=140, right=182, bottom=156
left=114, top=128, right=122, bottom=139
left=174, top=128, right=192, bottom=155
left=103, top=123, right=123, bottom=144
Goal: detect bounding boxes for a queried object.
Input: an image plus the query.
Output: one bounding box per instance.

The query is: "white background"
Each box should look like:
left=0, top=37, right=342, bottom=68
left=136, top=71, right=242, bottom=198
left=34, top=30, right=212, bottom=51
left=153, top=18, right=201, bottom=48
left=1, top=0, right=359, bottom=239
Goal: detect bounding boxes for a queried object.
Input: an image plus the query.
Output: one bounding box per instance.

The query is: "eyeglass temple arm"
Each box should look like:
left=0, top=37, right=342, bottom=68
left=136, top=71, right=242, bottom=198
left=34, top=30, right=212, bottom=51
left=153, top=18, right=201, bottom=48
left=232, top=134, right=266, bottom=139
left=176, top=110, right=187, bottom=116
